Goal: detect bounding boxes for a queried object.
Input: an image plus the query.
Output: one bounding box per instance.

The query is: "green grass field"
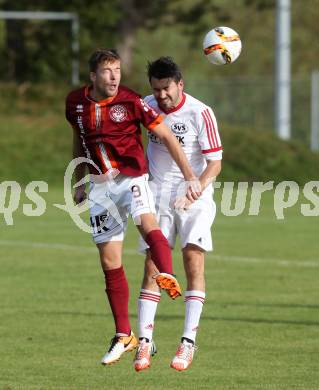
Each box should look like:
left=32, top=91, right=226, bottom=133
left=1, top=187, right=319, bottom=390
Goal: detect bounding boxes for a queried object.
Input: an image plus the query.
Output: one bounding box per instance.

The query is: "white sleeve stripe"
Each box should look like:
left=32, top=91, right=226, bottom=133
left=206, top=109, right=221, bottom=148
left=201, top=109, right=214, bottom=149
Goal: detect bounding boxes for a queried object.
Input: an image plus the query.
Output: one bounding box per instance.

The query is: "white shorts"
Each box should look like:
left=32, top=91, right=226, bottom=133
left=89, top=174, right=155, bottom=244
left=139, top=190, right=216, bottom=253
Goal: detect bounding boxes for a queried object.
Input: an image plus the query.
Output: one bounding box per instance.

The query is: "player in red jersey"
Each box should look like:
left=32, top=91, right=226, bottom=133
left=65, top=49, right=201, bottom=365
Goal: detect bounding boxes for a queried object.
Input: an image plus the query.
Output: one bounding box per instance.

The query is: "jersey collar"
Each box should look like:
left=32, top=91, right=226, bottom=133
left=161, top=92, right=186, bottom=114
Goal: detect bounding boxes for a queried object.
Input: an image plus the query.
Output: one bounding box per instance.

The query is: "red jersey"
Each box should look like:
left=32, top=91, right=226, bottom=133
left=65, top=85, right=163, bottom=177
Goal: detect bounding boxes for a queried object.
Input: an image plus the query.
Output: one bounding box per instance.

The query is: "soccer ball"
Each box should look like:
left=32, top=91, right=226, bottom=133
left=203, top=26, right=242, bottom=65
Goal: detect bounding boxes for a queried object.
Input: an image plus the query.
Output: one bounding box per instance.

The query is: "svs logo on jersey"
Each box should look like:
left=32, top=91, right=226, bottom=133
left=171, top=123, right=188, bottom=134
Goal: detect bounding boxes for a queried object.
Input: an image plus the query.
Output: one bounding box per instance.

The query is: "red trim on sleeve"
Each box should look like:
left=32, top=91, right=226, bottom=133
left=202, top=146, right=223, bottom=154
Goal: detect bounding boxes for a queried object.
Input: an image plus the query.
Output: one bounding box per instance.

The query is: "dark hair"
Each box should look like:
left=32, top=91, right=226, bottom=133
left=147, top=56, right=182, bottom=83
left=89, top=49, right=120, bottom=72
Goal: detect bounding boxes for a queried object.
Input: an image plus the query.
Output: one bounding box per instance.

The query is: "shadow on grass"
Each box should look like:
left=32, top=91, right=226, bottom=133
left=217, top=302, right=319, bottom=310
left=36, top=311, right=319, bottom=327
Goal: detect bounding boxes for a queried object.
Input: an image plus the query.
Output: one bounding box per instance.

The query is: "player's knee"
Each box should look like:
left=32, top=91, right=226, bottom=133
left=99, top=251, right=122, bottom=270
left=100, top=257, right=120, bottom=271
left=97, top=242, right=122, bottom=270
left=139, top=214, right=159, bottom=236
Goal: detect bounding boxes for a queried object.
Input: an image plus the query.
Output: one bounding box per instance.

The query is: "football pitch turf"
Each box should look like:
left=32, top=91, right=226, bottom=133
left=1, top=187, right=318, bottom=389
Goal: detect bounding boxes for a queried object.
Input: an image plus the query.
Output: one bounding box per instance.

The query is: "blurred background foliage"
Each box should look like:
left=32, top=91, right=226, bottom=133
left=0, top=0, right=318, bottom=85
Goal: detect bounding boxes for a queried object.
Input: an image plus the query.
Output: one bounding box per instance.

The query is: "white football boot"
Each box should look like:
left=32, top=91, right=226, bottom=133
left=134, top=338, right=157, bottom=372
left=170, top=339, right=197, bottom=371
left=101, top=331, right=138, bottom=365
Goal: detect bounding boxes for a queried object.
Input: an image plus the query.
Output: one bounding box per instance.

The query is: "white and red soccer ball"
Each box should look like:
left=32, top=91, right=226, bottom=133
left=203, top=26, right=242, bottom=65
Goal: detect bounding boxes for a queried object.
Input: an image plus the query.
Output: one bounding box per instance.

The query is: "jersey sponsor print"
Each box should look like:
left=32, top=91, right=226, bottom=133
left=145, top=92, right=222, bottom=188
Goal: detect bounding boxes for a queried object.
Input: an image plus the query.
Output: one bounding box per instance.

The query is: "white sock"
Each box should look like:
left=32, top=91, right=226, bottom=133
left=138, top=289, right=161, bottom=341
left=182, top=290, right=206, bottom=343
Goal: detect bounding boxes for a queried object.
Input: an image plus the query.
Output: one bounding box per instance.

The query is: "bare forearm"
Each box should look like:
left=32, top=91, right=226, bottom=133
left=74, top=164, right=86, bottom=184
left=199, top=160, right=222, bottom=191
left=73, top=131, right=87, bottom=182
left=74, top=159, right=86, bottom=183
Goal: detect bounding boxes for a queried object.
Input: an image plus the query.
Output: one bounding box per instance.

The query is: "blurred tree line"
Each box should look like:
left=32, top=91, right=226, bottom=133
left=0, top=0, right=318, bottom=90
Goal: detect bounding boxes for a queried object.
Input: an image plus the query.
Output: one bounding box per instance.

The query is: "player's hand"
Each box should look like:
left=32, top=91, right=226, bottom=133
left=74, top=185, right=87, bottom=205
left=185, top=177, right=202, bottom=202
left=91, top=168, right=120, bottom=184
left=174, top=196, right=192, bottom=211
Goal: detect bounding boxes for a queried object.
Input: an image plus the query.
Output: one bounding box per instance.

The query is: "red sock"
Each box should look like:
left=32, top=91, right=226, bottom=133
left=103, top=266, right=131, bottom=335
left=145, top=229, right=173, bottom=274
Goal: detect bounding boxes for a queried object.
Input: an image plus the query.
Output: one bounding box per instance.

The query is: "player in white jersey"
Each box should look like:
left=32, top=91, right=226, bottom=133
left=134, top=57, right=222, bottom=372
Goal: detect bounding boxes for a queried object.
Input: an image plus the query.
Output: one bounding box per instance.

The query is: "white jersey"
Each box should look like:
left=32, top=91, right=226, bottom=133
left=145, top=92, right=222, bottom=196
